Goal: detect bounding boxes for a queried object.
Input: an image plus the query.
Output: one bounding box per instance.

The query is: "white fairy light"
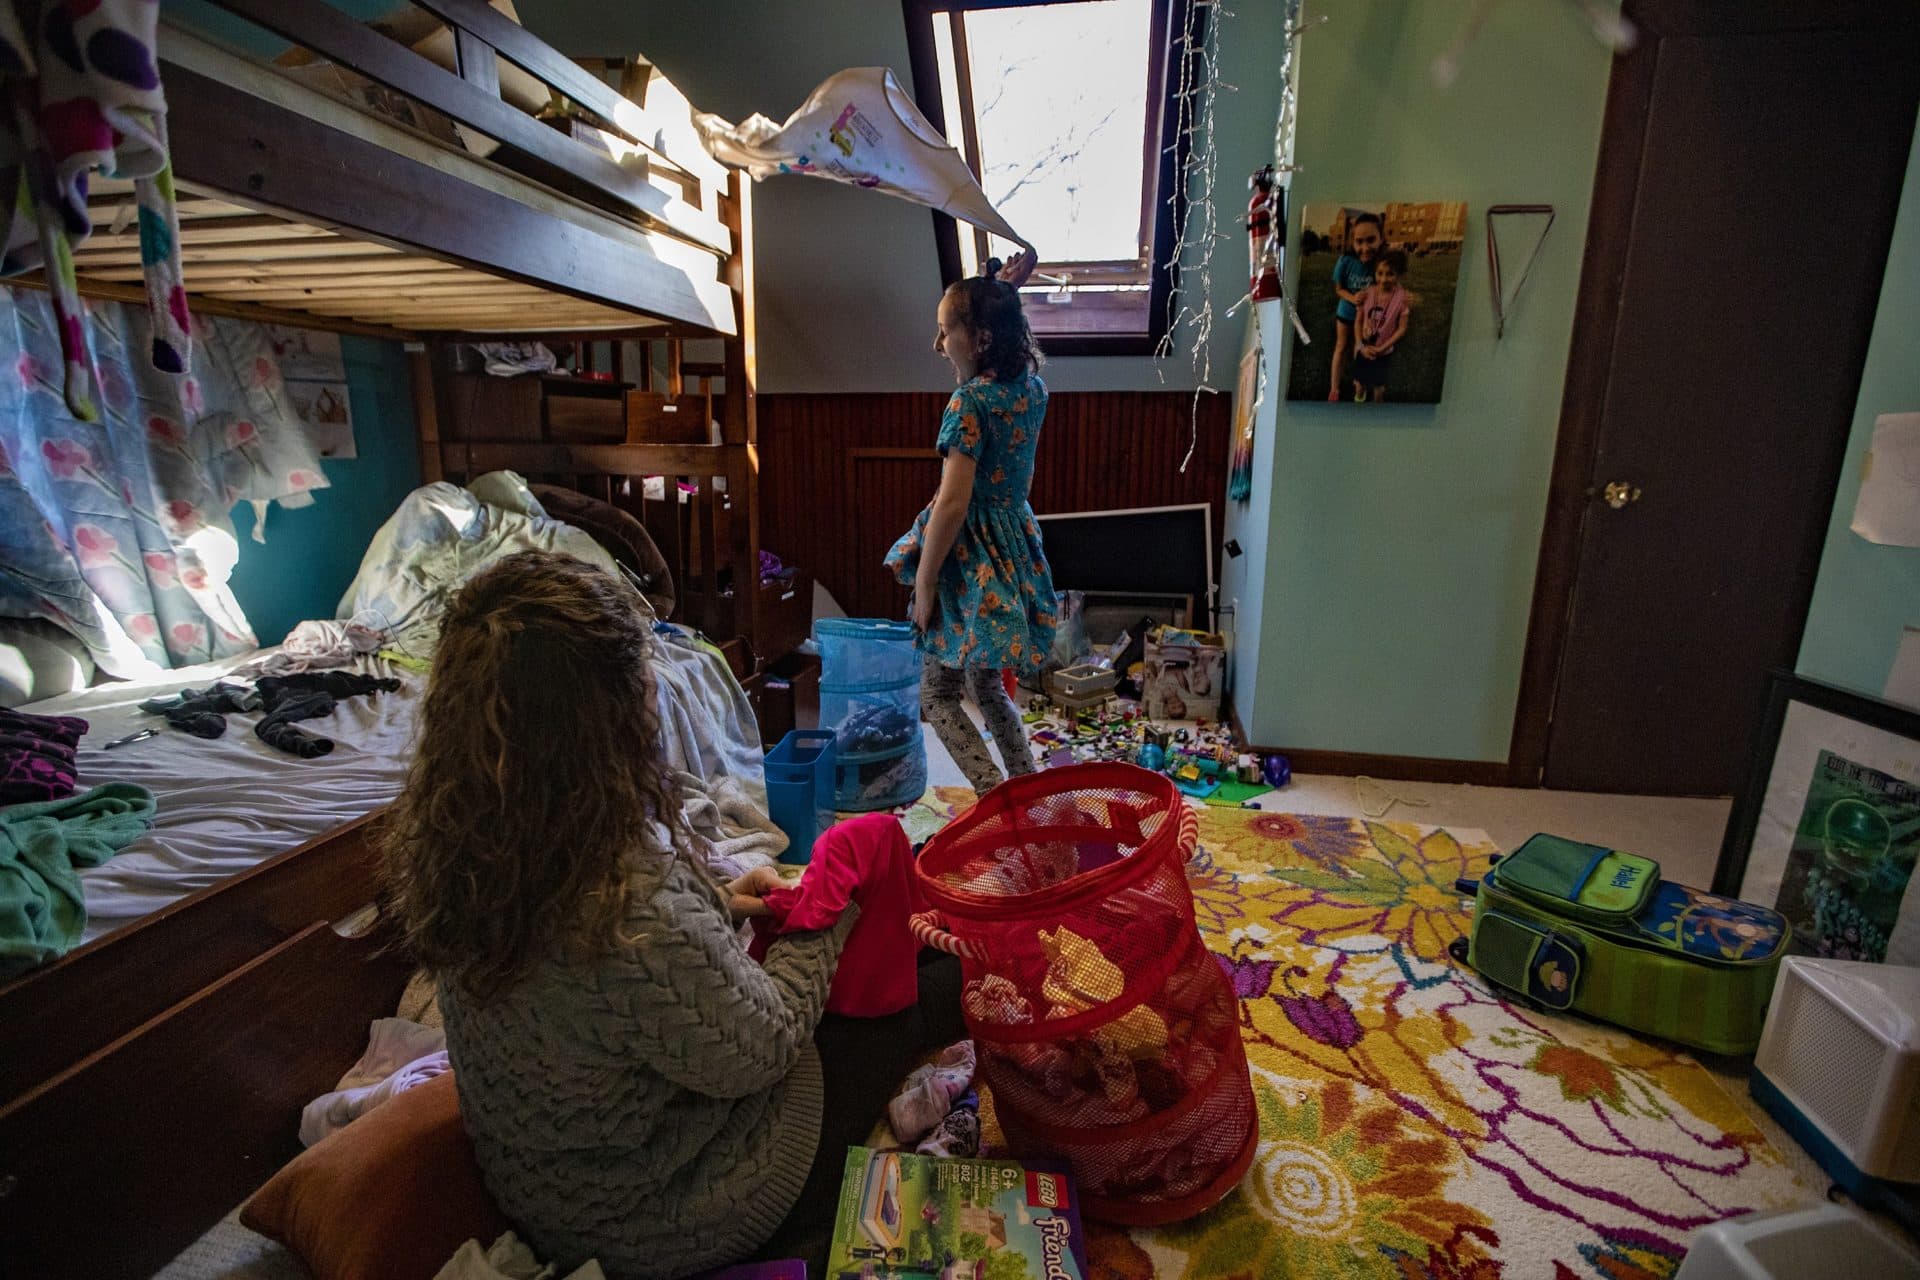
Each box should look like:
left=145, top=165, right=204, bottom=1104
left=1155, top=0, right=1233, bottom=472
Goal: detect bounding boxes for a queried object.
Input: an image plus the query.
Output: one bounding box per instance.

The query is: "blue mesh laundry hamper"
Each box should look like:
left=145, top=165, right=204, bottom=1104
left=816, top=619, right=927, bottom=812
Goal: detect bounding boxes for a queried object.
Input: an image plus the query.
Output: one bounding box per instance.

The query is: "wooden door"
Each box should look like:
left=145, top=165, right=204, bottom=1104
left=1518, top=1, right=1920, bottom=794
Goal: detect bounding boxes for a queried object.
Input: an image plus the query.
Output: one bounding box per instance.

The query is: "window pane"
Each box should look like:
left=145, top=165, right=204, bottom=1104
left=964, top=0, right=1152, bottom=266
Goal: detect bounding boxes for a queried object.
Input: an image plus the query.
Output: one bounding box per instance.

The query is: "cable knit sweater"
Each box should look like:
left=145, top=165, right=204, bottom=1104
left=440, top=854, right=857, bottom=1279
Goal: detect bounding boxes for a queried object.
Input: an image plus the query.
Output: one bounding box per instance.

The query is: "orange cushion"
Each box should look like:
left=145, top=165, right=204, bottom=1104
left=241, top=1072, right=510, bottom=1280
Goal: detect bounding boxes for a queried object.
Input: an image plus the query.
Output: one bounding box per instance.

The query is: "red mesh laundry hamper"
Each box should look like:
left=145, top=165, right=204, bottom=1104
left=910, top=763, right=1257, bottom=1224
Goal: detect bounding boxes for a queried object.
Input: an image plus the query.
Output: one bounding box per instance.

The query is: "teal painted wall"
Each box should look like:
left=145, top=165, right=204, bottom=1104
left=226, top=338, right=421, bottom=645
left=1796, top=113, right=1920, bottom=698
left=1220, top=302, right=1284, bottom=720
left=521, top=0, right=1284, bottom=393
left=1234, top=0, right=1615, bottom=759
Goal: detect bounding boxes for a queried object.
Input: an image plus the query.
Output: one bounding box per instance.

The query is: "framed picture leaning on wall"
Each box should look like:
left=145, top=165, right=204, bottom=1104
left=1715, top=673, right=1920, bottom=965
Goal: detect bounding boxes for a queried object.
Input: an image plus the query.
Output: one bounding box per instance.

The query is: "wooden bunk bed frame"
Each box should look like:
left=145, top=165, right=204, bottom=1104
left=0, top=5, right=768, bottom=1274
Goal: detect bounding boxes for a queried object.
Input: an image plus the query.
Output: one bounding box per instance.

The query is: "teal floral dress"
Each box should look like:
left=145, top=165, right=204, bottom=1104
left=886, top=371, right=1057, bottom=673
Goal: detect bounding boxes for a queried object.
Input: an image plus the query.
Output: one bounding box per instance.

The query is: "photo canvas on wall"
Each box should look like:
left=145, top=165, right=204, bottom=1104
left=1287, top=201, right=1468, bottom=405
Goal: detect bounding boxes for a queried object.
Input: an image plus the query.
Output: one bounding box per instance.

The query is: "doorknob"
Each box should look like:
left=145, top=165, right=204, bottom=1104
left=1602, top=481, right=1642, bottom=509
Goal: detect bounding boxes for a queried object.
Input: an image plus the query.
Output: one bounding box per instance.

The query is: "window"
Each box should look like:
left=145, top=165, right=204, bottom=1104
left=903, top=0, right=1194, bottom=354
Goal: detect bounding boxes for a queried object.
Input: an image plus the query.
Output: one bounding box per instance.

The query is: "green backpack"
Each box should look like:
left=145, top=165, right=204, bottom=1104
left=1451, top=834, right=1791, bottom=1056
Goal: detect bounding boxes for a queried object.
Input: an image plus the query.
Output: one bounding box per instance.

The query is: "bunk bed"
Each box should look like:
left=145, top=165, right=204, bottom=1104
left=0, top=4, right=768, bottom=1275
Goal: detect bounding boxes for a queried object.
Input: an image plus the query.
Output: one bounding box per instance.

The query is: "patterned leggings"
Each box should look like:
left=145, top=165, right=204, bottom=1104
left=922, top=655, right=1038, bottom=796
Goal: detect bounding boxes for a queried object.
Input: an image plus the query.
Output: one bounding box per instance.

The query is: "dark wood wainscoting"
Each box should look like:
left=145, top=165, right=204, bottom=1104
left=760, top=391, right=1231, bottom=620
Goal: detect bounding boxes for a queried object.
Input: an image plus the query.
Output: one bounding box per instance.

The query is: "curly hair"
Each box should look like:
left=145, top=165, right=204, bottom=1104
left=945, top=259, right=1043, bottom=383
left=377, top=551, right=692, bottom=1003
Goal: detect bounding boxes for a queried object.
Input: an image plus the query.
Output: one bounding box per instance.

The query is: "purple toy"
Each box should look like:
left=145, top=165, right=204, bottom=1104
left=1263, top=753, right=1292, bottom=788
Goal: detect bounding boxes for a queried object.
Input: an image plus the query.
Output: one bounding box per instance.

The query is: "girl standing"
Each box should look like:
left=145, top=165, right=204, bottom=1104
left=886, top=253, right=1057, bottom=797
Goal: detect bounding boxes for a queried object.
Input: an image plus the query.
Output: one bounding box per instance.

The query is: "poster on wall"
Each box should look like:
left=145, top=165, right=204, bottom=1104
left=1286, top=201, right=1467, bottom=405
left=265, top=326, right=356, bottom=459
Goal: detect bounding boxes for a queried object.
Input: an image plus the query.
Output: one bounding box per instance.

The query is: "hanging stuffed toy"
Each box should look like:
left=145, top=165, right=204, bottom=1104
left=694, top=67, right=1031, bottom=256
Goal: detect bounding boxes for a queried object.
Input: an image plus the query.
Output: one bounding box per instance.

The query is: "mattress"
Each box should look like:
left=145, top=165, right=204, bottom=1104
left=20, top=653, right=421, bottom=945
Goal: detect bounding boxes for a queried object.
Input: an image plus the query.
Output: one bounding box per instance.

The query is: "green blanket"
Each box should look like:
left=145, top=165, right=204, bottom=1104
left=0, top=783, right=156, bottom=979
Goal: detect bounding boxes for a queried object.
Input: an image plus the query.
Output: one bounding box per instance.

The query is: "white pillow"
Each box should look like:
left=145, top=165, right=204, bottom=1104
left=0, top=618, right=95, bottom=709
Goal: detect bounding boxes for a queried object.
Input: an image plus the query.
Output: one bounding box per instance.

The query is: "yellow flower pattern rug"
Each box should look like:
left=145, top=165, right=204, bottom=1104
left=907, top=792, right=1815, bottom=1279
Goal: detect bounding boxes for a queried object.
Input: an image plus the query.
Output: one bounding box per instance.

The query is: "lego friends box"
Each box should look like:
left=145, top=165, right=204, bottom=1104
left=828, top=1147, right=1087, bottom=1280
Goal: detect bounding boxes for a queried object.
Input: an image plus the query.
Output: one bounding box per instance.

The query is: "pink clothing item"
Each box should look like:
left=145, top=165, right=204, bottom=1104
left=749, top=813, right=923, bottom=1017
left=1357, top=284, right=1408, bottom=352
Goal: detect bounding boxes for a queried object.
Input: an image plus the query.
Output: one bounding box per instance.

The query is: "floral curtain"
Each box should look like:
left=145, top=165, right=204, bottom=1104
left=0, top=288, right=328, bottom=677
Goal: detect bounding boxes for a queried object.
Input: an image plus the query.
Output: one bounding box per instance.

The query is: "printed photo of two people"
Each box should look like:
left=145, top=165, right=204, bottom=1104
left=1286, top=201, right=1468, bottom=405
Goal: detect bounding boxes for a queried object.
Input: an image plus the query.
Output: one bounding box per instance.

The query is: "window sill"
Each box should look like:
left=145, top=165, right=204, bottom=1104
left=1036, top=333, right=1162, bottom=357
left=1025, top=286, right=1158, bottom=353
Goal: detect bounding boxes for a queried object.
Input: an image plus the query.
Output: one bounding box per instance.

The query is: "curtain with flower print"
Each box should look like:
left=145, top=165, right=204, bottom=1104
left=0, top=288, right=328, bottom=677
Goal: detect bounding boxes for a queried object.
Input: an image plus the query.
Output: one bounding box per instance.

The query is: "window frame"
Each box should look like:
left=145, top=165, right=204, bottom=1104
left=900, top=0, right=1198, bottom=356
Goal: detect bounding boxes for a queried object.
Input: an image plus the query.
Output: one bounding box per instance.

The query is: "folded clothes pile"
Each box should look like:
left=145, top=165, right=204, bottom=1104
left=0, top=707, right=88, bottom=805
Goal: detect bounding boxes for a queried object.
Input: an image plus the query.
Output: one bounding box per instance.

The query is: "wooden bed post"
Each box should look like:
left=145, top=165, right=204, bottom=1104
left=721, top=172, right=763, bottom=668
left=408, top=343, right=444, bottom=484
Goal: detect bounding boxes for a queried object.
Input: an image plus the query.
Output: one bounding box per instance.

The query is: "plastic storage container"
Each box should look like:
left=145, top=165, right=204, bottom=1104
left=816, top=619, right=928, bottom=812
left=909, top=763, right=1257, bottom=1224
left=765, top=730, right=836, bottom=864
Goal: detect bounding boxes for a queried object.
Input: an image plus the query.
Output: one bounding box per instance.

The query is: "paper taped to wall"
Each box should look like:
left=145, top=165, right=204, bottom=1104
left=1851, top=412, right=1920, bottom=547
left=694, top=67, right=1028, bottom=250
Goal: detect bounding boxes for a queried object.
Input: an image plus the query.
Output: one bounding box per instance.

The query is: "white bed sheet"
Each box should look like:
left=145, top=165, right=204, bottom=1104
left=22, top=653, right=421, bottom=945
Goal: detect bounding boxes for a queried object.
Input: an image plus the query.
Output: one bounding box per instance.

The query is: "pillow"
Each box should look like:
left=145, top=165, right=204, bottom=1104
left=0, top=618, right=94, bottom=709
left=240, top=1073, right=509, bottom=1280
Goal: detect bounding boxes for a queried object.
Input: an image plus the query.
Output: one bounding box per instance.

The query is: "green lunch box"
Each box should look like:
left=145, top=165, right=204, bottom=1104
left=1449, top=834, right=1791, bottom=1056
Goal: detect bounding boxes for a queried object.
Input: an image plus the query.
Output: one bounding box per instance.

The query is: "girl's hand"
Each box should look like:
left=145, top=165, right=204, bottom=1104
left=912, top=584, right=937, bottom=633
left=997, top=249, right=1038, bottom=289
left=726, top=865, right=789, bottom=920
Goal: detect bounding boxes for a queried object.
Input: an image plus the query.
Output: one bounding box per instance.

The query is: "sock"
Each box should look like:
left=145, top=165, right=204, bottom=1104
left=915, top=1090, right=981, bottom=1158
left=139, top=681, right=260, bottom=739
left=169, top=711, right=227, bottom=740
left=255, top=691, right=337, bottom=758
left=257, top=671, right=398, bottom=702
left=887, top=1041, right=977, bottom=1142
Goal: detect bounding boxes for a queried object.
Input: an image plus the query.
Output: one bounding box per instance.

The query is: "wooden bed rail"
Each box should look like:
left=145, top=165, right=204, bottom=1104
left=0, top=920, right=413, bottom=1280
left=189, top=0, right=730, bottom=257
left=0, top=812, right=389, bottom=1107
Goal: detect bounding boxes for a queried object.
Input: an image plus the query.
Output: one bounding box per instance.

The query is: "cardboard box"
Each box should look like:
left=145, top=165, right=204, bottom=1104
left=1142, top=626, right=1226, bottom=722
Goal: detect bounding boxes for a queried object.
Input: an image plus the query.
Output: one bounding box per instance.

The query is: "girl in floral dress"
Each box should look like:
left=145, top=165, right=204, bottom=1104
left=886, top=253, right=1057, bottom=797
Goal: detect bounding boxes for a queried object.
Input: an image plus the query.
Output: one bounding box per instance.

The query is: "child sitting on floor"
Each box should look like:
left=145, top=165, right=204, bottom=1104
left=378, top=551, right=962, bottom=1279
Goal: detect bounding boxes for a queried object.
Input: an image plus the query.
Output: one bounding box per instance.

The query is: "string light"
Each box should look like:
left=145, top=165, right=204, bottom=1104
left=1155, top=0, right=1233, bottom=472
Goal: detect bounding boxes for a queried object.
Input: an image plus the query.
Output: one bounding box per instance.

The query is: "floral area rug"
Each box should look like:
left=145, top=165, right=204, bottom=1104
left=912, top=791, right=1815, bottom=1279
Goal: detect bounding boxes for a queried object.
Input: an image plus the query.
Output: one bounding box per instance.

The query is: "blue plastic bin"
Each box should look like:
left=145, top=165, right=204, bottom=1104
left=766, top=730, right=836, bottom=864
left=816, top=619, right=928, bottom=812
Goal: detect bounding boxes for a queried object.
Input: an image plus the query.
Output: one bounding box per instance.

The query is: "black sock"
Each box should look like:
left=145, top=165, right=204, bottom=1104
left=255, top=691, right=338, bottom=758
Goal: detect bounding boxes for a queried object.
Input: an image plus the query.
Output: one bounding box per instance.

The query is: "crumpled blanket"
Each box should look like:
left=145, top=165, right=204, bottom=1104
left=336, top=472, right=619, bottom=660
left=652, top=624, right=766, bottom=807
left=236, top=615, right=386, bottom=679
left=434, top=1232, right=605, bottom=1280
left=299, top=1016, right=450, bottom=1147
left=674, top=769, right=786, bottom=881
left=0, top=781, right=155, bottom=978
